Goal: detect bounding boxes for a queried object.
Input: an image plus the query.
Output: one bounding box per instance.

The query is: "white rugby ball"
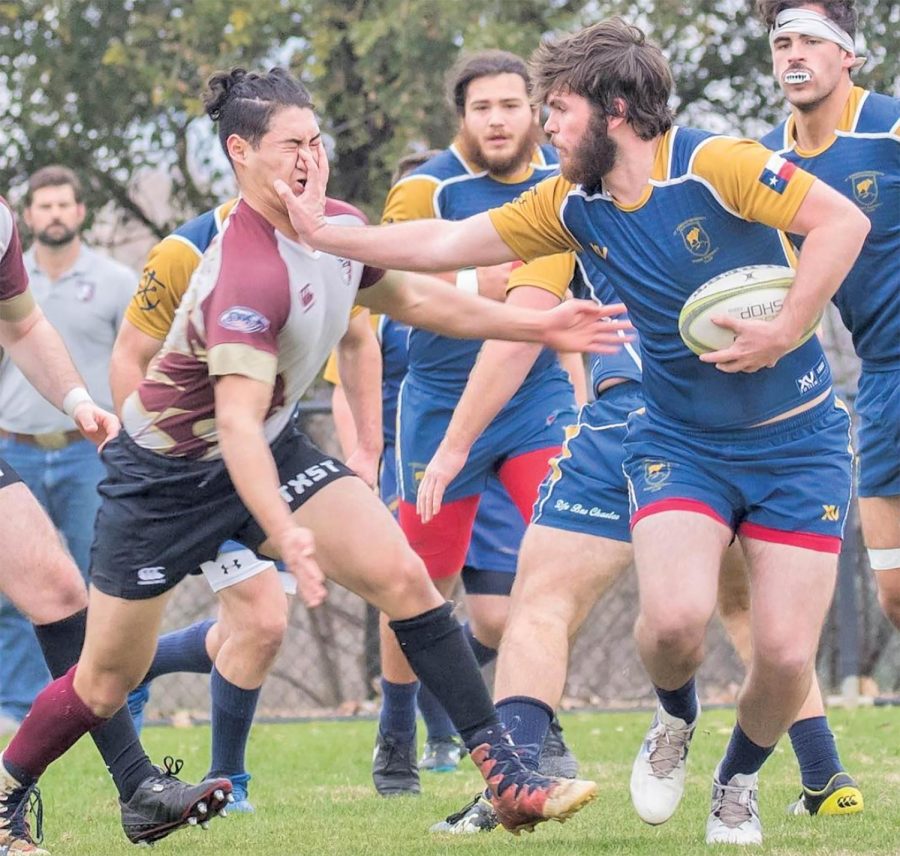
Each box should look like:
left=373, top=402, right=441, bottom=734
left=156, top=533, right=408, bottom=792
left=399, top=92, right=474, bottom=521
left=678, top=264, right=818, bottom=356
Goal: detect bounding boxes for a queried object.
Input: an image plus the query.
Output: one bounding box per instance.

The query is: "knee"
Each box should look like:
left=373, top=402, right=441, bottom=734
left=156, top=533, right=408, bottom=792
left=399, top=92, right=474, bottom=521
left=28, top=562, right=87, bottom=625
left=637, top=609, right=707, bottom=659
left=233, top=609, right=288, bottom=663
left=752, top=639, right=812, bottom=685
left=75, top=668, right=136, bottom=718
left=377, top=550, right=436, bottom=612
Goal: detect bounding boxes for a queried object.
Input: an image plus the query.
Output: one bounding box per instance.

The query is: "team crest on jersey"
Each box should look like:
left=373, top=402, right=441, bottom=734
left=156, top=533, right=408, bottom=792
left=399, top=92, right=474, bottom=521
left=847, top=170, right=882, bottom=211
left=644, top=460, right=671, bottom=492
left=337, top=257, right=353, bottom=286
left=219, top=306, right=270, bottom=334
left=137, top=268, right=165, bottom=311
left=675, top=217, right=717, bottom=263
left=299, top=283, right=316, bottom=312
left=75, top=281, right=95, bottom=302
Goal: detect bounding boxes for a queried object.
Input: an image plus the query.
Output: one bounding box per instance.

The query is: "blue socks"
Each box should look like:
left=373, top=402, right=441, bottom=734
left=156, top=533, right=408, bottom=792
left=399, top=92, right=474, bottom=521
left=719, top=722, right=775, bottom=782
left=788, top=716, right=843, bottom=790
left=416, top=622, right=497, bottom=741
left=655, top=676, right=698, bottom=724
left=378, top=679, right=418, bottom=742
left=496, top=696, right=553, bottom=771
left=208, top=667, right=261, bottom=778
left=143, top=619, right=215, bottom=683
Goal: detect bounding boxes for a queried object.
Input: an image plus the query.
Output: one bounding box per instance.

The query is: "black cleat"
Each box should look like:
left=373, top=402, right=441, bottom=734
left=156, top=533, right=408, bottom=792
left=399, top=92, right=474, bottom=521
left=539, top=715, right=579, bottom=779
left=120, top=756, right=232, bottom=845
left=372, top=731, right=420, bottom=796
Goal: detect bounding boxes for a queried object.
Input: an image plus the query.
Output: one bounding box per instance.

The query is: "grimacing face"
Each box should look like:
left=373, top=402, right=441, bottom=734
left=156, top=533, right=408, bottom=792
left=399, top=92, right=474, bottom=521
left=25, top=184, right=85, bottom=248
left=458, top=72, right=539, bottom=177
left=229, top=105, right=322, bottom=211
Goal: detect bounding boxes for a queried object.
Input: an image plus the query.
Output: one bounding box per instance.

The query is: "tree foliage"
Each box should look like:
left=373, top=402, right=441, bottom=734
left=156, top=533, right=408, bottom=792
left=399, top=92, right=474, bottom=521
left=1, top=0, right=896, bottom=232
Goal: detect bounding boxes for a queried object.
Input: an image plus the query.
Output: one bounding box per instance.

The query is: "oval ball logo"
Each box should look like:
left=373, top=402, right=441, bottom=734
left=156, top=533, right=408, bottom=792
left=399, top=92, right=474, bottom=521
left=219, top=306, right=270, bottom=334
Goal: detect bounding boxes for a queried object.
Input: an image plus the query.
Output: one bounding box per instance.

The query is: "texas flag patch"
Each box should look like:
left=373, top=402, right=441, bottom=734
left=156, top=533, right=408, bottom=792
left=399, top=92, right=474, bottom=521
left=759, top=154, right=797, bottom=194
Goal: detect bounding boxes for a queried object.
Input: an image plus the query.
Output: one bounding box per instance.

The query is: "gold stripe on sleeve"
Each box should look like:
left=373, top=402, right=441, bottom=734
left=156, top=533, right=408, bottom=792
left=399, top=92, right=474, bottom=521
left=208, top=343, right=277, bottom=386
left=0, top=289, right=36, bottom=322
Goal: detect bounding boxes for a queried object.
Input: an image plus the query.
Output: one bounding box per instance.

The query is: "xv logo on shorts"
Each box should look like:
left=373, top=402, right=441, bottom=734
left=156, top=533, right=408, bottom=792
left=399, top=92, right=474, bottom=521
left=821, top=505, right=841, bottom=522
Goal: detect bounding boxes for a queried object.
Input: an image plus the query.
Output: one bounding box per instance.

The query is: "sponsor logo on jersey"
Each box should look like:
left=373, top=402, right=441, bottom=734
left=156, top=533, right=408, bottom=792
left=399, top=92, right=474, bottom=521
left=644, top=460, right=671, bottom=492
left=795, top=357, right=828, bottom=394
left=75, top=281, right=95, bottom=302
left=821, top=504, right=841, bottom=522
left=219, top=306, right=270, bottom=334
left=337, top=257, right=353, bottom=286
left=136, top=268, right=166, bottom=311
left=759, top=153, right=797, bottom=194
left=299, top=283, right=316, bottom=312
left=589, top=242, right=608, bottom=260
left=847, top=170, right=882, bottom=211
left=137, top=566, right=167, bottom=586
left=675, top=217, right=717, bottom=263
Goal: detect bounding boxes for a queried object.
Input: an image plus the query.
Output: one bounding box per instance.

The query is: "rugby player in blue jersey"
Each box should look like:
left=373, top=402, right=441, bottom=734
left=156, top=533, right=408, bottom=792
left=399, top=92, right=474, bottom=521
left=756, top=0, right=898, bottom=819
left=278, top=18, right=870, bottom=846
left=758, top=2, right=899, bottom=628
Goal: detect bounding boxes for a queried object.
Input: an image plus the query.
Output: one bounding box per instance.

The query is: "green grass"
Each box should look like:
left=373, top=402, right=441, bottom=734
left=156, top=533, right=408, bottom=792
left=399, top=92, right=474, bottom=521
left=39, top=706, right=899, bottom=855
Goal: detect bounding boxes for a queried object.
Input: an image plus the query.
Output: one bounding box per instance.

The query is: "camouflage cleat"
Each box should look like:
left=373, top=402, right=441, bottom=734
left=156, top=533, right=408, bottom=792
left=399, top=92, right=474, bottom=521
left=469, top=734, right=597, bottom=834
left=787, top=772, right=863, bottom=816
left=120, top=756, right=232, bottom=845
left=430, top=792, right=499, bottom=834
left=0, top=755, right=48, bottom=855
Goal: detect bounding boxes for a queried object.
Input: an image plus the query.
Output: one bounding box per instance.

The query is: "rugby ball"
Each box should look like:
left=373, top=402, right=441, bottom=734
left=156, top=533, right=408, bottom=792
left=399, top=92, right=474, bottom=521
left=678, top=265, right=819, bottom=356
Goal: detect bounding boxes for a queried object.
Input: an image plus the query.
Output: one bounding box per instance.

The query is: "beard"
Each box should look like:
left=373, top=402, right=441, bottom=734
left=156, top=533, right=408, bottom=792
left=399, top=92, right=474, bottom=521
left=35, top=223, right=78, bottom=247
left=559, top=110, right=617, bottom=193
left=458, top=123, right=540, bottom=177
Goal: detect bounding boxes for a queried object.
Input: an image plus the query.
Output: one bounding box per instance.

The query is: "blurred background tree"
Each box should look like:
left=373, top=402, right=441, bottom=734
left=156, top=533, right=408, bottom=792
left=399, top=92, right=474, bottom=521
left=2, top=1, right=896, bottom=230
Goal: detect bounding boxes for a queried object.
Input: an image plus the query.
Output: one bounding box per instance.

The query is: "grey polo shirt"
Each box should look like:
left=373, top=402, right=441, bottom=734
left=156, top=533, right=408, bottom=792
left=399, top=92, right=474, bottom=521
left=0, top=244, right=136, bottom=434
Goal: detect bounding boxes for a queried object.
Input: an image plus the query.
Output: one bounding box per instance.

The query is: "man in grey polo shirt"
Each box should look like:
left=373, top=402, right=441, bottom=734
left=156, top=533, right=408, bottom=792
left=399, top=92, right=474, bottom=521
left=0, top=165, right=134, bottom=723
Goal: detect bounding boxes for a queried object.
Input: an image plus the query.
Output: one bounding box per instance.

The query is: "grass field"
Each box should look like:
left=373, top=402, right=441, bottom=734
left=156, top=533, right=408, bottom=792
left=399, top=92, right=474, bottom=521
left=37, top=706, right=899, bottom=855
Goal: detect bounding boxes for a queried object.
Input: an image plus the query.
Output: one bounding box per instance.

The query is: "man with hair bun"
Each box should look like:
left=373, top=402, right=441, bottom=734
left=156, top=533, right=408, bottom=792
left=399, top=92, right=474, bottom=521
left=0, top=65, right=623, bottom=849
left=757, top=0, right=898, bottom=816
left=279, top=18, right=870, bottom=846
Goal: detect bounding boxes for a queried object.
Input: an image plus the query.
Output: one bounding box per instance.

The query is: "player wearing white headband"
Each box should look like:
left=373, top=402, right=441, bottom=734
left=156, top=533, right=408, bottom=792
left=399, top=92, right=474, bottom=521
left=759, top=0, right=900, bottom=816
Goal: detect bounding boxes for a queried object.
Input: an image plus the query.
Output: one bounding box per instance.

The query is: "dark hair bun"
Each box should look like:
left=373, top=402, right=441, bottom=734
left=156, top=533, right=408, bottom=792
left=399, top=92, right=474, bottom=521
left=203, top=68, right=249, bottom=121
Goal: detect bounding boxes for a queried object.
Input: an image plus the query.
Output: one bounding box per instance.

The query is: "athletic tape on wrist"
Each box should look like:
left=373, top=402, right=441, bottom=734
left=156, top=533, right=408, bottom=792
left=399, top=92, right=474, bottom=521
left=62, top=386, right=94, bottom=418
left=456, top=268, right=479, bottom=294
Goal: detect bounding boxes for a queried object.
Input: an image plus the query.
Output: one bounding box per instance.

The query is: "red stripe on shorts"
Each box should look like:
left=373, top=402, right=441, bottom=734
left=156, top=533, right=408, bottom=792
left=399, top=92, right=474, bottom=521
left=630, top=498, right=729, bottom=529
left=738, top=521, right=842, bottom=554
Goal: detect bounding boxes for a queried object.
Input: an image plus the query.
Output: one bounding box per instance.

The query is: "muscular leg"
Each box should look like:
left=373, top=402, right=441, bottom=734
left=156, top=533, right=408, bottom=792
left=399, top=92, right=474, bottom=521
left=859, top=495, right=900, bottom=629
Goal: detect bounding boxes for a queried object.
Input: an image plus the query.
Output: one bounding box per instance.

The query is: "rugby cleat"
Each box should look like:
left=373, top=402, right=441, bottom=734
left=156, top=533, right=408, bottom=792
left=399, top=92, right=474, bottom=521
left=786, top=772, right=863, bottom=816
left=119, top=756, right=232, bottom=845
left=0, top=755, right=47, bottom=855
left=538, top=715, right=579, bottom=778
left=429, top=791, right=499, bottom=834
left=469, top=732, right=597, bottom=834
left=630, top=702, right=698, bottom=825
left=371, top=731, right=420, bottom=796
left=706, top=768, right=763, bottom=846
left=420, top=735, right=465, bottom=773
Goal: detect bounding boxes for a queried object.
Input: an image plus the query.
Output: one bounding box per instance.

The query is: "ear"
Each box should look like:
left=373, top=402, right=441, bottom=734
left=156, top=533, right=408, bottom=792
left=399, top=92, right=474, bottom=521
left=607, top=97, right=629, bottom=131
left=840, top=49, right=856, bottom=72
left=226, top=134, right=249, bottom=165
left=74, top=202, right=86, bottom=228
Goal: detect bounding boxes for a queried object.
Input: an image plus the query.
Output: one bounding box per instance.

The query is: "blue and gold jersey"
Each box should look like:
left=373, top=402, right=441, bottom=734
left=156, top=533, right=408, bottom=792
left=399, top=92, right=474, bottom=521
left=382, top=142, right=570, bottom=394
left=761, top=87, right=900, bottom=371
left=489, top=126, right=833, bottom=430
left=377, top=315, right=410, bottom=447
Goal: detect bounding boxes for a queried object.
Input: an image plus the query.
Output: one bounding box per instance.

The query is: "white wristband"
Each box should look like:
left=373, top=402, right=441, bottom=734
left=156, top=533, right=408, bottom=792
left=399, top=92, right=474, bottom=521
left=62, top=386, right=94, bottom=418
left=456, top=268, right=479, bottom=294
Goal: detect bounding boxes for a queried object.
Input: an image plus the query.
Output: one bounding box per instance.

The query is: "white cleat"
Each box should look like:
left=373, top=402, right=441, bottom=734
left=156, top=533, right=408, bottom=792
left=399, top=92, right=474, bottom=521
left=630, top=702, right=699, bottom=825
left=706, top=769, right=763, bottom=846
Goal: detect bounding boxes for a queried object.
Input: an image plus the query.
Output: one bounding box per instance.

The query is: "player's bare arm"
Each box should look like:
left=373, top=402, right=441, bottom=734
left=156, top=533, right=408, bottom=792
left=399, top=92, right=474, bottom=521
left=0, top=302, right=120, bottom=445
left=417, top=285, right=578, bottom=523
left=702, top=179, right=869, bottom=373
left=357, top=268, right=629, bottom=355
left=109, top=318, right=165, bottom=413
left=214, top=373, right=325, bottom=607
left=335, top=310, right=383, bottom=488
left=274, top=147, right=515, bottom=271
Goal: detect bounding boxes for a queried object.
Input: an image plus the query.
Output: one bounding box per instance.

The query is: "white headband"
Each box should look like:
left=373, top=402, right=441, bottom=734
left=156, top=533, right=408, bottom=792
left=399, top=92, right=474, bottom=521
left=770, top=8, right=866, bottom=70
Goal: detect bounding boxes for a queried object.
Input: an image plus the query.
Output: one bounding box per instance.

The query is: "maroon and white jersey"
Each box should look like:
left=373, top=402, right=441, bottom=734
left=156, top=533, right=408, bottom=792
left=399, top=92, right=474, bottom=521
left=0, top=197, right=35, bottom=322
left=122, top=198, right=383, bottom=459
